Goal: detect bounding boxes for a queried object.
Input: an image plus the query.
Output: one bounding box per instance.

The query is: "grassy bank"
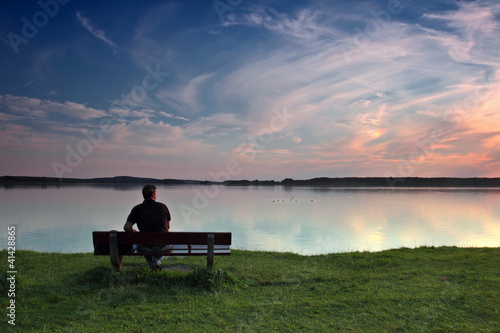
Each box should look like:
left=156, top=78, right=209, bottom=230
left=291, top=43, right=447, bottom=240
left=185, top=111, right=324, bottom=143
left=1, top=247, right=499, bottom=332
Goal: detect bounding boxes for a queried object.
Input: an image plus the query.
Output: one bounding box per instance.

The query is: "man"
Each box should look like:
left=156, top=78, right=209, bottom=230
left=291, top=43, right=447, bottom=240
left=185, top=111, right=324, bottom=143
left=124, top=184, right=171, bottom=270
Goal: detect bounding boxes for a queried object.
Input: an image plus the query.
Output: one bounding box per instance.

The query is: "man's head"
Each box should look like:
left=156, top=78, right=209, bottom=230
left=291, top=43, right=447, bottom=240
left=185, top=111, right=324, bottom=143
left=142, top=184, right=157, bottom=200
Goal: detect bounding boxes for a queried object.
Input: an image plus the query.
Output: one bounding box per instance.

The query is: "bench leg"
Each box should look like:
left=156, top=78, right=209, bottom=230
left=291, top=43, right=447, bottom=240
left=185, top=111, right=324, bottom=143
left=109, top=231, right=123, bottom=272
left=207, top=233, right=214, bottom=270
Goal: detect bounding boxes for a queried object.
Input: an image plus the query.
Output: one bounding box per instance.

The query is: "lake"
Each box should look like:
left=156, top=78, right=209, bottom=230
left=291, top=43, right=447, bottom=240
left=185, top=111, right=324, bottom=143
left=1, top=185, right=499, bottom=254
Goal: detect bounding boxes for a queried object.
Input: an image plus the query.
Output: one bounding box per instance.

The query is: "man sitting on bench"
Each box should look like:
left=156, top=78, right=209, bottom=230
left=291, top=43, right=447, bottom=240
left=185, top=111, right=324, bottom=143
left=123, top=184, right=171, bottom=271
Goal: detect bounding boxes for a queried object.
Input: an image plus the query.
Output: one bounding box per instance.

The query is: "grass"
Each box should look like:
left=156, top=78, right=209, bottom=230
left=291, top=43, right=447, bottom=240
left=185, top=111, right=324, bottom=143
left=1, top=247, right=499, bottom=332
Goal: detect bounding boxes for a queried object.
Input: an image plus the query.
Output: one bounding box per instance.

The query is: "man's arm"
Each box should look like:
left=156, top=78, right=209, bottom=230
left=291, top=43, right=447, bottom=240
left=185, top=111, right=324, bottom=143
left=123, top=221, right=138, bottom=232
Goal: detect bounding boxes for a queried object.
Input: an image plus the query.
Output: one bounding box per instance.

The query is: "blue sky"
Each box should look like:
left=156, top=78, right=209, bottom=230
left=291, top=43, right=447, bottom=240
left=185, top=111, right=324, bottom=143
left=1, top=0, right=500, bottom=180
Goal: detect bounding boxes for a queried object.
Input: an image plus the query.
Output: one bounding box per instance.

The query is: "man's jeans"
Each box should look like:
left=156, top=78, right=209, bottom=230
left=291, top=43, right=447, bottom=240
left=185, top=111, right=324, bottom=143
left=133, top=244, right=172, bottom=268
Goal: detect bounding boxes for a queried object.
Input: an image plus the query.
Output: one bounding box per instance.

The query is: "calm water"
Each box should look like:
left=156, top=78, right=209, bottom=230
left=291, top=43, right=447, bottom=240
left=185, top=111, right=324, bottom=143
left=1, top=185, right=499, bottom=254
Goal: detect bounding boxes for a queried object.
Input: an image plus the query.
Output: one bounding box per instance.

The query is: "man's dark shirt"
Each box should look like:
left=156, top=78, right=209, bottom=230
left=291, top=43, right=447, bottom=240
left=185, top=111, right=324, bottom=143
left=127, top=199, right=170, bottom=232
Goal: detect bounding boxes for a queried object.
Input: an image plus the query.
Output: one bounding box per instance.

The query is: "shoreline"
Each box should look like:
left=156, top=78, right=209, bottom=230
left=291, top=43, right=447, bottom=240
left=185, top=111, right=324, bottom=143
left=2, top=245, right=499, bottom=257
left=2, top=175, right=500, bottom=188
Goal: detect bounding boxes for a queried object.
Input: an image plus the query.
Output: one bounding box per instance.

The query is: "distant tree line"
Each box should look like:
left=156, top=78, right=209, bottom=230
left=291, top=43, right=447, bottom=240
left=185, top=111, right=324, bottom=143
left=2, top=175, right=500, bottom=187
left=221, top=177, right=500, bottom=187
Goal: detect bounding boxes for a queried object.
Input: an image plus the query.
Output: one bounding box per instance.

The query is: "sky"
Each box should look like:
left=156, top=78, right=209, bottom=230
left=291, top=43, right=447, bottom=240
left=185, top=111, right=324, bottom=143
left=1, top=0, right=499, bottom=181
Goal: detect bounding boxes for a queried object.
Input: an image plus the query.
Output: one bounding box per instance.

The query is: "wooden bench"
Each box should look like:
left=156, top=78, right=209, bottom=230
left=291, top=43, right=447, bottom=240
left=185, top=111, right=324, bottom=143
left=92, top=231, right=232, bottom=272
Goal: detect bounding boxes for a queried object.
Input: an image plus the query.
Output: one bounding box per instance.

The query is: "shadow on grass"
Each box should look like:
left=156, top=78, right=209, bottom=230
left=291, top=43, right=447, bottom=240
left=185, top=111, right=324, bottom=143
left=73, top=263, right=238, bottom=294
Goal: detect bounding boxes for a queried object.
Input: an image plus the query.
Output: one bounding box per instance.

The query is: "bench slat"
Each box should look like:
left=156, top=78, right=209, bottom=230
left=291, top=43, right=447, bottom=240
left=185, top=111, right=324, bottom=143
left=93, top=231, right=231, bottom=246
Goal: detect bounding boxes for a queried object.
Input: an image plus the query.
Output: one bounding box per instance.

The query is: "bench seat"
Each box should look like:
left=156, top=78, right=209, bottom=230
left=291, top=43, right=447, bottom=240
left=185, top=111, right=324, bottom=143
left=113, top=245, right=231, bottom=256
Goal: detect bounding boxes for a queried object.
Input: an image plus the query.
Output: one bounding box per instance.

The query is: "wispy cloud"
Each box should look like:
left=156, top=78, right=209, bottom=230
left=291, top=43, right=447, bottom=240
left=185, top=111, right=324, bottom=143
left=156, top=73, right=214, bottom=115
left=185, top=113, right=247, bottom=137
left=223, top=7, right=334, bottom=40
left=157, top=111, right=190, bottom=122
left=0, top=95, right=106, bottom=120
left=76, top=11, right=116, bottom=48
left=422, top=2, right=500, bottom=64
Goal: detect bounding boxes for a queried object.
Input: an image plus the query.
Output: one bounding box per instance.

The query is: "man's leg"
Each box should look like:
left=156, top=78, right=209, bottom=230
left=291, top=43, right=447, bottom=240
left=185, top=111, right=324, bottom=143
left=144, top=255, right=160, bottom=269
left=144, top=255, right=164, bottom=270
left=153, top=255, right=164, bottom=266
left=142, top=245, right=170, bottom=270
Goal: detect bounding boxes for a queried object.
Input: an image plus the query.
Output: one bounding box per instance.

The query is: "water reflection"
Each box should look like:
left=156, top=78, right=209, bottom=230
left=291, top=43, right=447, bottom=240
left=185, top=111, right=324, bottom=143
left=0, top=185, right=499, bottom=254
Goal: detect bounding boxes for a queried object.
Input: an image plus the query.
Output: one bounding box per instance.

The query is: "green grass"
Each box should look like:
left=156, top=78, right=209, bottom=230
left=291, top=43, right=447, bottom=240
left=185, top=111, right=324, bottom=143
left=1, top=247, right=499, bottom=332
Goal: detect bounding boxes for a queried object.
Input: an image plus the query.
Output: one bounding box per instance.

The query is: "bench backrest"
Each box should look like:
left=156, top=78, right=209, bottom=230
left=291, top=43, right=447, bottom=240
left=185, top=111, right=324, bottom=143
left=93, top=231, right=232, bottom=248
